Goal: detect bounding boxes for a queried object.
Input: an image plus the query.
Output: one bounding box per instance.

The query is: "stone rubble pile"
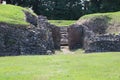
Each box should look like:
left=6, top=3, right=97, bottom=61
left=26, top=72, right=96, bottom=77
left=1, top=13, right=120, bottom=55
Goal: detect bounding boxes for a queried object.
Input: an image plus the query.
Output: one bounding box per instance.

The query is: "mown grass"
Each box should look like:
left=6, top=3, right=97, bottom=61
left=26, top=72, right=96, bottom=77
left=80, top=11, right=120, bottom=23
left=0, top=50, right=120, bottom=80
left=0, top=4, right=36, bottom=26
left=49, top=20, right=76, bottom=26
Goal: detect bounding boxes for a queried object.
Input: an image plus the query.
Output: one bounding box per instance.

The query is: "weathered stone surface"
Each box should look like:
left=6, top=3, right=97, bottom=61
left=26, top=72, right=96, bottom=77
left=76, top=15, right=120, bottom=53
left=50, top=24, right=60, bottom=50
left=60, top=27, right=68, bottom=46
left=38, top=15, right=61, bottom=50
left=24, top=10, right=38, bottom=26
left=0, top=24, right=25, bottom=56
left=84, top=34, right=120, bottom=53
left=76, top=16, right=110, bottom=35
left=76, top=18, right=120, bottom=53
left=68, top=24, right=84, bottom=50
left=2, top=12, right=120, bottom=54
left=0, top=15, right=55, bottom=56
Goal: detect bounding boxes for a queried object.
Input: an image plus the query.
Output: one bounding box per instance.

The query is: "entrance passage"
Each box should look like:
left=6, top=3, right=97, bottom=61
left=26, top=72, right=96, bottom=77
left=60, top=27, right=69, bottom=51
left=59, top=25, right=84, bottom=51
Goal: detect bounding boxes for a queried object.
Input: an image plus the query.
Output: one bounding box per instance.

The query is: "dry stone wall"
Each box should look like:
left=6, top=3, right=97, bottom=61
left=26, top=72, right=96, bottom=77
left=77, top=16, right=120, bottom=53
left=0, top=15, right=56, bottom=56
left=38, top=16, right=61, bottom=50
left=23, top=10, right=37, bottom=26
left=50, top=24, right=60, bottom=49
left=1, top=13, right=118, bottom=54
left=83, top=26, right=120, bottom=53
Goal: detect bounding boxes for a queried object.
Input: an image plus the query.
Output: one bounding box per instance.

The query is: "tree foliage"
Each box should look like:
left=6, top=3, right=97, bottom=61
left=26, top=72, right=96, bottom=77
left=5, top=0, right=120, bottom=20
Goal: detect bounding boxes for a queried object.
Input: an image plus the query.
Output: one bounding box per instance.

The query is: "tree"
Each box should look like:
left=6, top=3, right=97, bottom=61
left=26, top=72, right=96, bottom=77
left=5, top=0, right=120, bottom=19
left=88, top=0, right=102, bottom=13
left=101, top=0, right=120, bottom=12
left=5, top=0, right=83, bottom=19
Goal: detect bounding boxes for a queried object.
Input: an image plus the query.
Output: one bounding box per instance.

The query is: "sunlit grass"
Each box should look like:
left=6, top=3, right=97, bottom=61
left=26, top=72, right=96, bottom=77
left=0, top=50, right=120, bottom=80
left=49, top=20, right=76, bottom=26
left=0, top=4, right=36, bottom=26
left=80, top=11, right=120, bottom=23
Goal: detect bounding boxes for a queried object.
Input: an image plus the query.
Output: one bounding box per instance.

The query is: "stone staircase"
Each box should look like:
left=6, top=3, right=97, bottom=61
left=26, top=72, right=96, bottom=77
left=60, top=27, right=68, bottom=46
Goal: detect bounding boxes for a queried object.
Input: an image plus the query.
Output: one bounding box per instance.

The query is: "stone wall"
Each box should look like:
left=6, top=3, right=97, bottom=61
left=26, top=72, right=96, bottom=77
left=0, top=15, right=56, bottom=56
left=50, top=24, right=60, bottom=49
left=3, top=13, right=119, bottom=54
left=76, top=16, right=120, bottom=53
left=76, top=16, right=111, bottom=35
left=38, top=16, right=61, bottom=50
left=24, top=10, right=37, bottom=26
left=84, top=33, right=120, bottom=53
left=68, top=24, right=84, bottom=50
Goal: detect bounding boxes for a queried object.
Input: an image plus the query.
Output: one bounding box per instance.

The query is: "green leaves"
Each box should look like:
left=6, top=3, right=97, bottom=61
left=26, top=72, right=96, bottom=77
left=4, top=0, right=120, bottom=20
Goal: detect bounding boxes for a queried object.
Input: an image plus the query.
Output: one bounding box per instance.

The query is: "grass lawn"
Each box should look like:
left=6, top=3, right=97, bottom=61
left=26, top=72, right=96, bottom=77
left=0, top=50, right=120, bottom=80
left=0, top=4, right=36, bottom=26
left=49, top=20, right=76, bottom=26
left=80, top=11, right=120, bottom=24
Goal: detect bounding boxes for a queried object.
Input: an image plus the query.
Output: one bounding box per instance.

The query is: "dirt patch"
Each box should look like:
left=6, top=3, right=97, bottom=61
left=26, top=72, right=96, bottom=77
left=61, top=46, right=74, bottom=54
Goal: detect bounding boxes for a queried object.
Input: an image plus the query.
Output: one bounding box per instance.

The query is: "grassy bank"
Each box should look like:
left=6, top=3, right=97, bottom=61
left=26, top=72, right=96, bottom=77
left=80, top=11, right=120, bottom=24
left=49, top=20, right=76, bottom=26
left=0, top=4, right=36, bottom=26
left=0, top=51, right=120, bottom=80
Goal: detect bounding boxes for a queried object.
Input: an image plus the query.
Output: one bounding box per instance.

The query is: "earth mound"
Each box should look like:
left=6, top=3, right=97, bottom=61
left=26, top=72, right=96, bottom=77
left=0, top=5, right=55, bottom=56
left=76, top=12, right=120, bottom=35
left=0, top=4, right=37, bottom=26
left=76, top=12, right=120, bottom=52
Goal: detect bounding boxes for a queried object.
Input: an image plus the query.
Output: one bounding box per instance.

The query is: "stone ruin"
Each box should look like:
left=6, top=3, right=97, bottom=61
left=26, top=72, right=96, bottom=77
left=82, top=24, right=120, bottom=53
left=84, top=31, right=120, bottom=53
left=30, top=15, right=120, bottom=53
left=1, top=13, right=120, bottom=56
left=38, top=16, right=61, bottom=50
left=0, top=15, right=61, bottom=56
left=0, top=13, right=85, bottom=56
left=62, top=21, right=120, bottom=53
left=68, top=24, right=84, bottom=49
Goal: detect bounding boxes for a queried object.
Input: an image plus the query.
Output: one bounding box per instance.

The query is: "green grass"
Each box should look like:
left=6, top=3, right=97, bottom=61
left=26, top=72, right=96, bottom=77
left=49, top=20, right=76, bottom=26
left=0, top=50, right=120, bottom=80
left=80, top=11, right=120, bottom=23
left=0, top=4, right=36, bottom=26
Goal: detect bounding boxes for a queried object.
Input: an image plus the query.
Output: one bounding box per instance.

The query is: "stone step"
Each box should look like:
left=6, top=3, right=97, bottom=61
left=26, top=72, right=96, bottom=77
left=60, top=36, right=68, bottom=39
left=60, top=42, right=69, bottom=45
left=60, top=31, right=67, bottom=33
left=61, top=34, right=68, bottom=36
left=60, top=27, right=69, bottom=46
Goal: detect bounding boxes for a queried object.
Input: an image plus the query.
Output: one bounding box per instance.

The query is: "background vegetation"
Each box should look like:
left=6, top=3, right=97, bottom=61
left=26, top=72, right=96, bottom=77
left=49, top=20, right=76, bottom=26
left=4, top=0, right=120, bottom=20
